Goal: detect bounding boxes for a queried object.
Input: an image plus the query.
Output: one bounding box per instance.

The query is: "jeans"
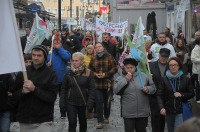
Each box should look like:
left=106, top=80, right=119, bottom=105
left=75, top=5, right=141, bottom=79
left=66, top=103, right=87, bottom=132
left=0, top=112, right=10, bottom=132
left=123, top=117, right=148, bottom=132
left=166, top=113, right=183, bottom=132
left=95, top=89, right=111, bottom=123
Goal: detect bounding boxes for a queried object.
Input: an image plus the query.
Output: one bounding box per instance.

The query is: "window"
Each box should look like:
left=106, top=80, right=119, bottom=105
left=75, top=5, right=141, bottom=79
left=80, top=0, right=83, bottom=2
left=46, top=8, right=51, bottom=13
left=53, top=8, right=58, bottom=14
left=69, top=0, right=74, bottom=2
left=72, top=9, right=74, bottom=14
left=192, top=3, right=200, bottom=37
left=61, top=8, right=65, bottom=14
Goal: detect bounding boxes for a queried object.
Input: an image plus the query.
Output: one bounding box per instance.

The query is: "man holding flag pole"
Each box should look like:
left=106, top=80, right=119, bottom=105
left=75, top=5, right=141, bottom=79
left=1, top=1, right=59, bottom=132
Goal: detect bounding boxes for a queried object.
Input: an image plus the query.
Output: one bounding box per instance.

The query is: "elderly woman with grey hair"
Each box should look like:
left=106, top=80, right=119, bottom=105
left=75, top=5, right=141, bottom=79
left=60, top=52, right=95, bottom=132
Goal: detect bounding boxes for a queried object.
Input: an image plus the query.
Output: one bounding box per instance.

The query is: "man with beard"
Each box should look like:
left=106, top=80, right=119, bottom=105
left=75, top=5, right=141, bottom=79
left=148, top=32, right=176, bottom=62
left=102, top=32, right=116, bottom=59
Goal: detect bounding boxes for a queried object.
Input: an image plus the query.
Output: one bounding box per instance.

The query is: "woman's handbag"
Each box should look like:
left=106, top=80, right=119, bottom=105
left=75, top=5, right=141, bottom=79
left=73, top=77, right=94, bottom=119
left=168, top=79, right=193, bottom=121
left=182, top=102, right=192, bottom=121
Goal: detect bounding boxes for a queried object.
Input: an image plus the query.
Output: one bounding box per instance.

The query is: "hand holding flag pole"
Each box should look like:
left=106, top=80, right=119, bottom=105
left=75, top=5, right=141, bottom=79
left=49, top=35, right=55, bottom=64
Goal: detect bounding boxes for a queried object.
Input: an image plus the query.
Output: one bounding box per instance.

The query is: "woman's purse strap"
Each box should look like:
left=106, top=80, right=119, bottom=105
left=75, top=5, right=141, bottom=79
left=73, top=77, right=87, bottom=105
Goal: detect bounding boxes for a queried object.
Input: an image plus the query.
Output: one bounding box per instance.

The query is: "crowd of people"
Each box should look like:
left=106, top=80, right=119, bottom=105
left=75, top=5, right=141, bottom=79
left=0, top=26, right=200, bottom=132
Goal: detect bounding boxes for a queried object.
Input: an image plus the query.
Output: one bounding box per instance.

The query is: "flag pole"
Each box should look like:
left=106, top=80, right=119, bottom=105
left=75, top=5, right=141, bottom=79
left=9, top=0, right=28, bottom=80
left=142, top=39, right=152, bottom=75
left=49, top=35, right=55, bottom=64
left=92, top=30, right=95, bottom=45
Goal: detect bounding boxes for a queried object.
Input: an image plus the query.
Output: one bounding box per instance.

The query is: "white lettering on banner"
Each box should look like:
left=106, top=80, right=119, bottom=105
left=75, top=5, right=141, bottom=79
left=96, top=17, right=128, bottom=36
left=81, top=18, right=96, bottom=30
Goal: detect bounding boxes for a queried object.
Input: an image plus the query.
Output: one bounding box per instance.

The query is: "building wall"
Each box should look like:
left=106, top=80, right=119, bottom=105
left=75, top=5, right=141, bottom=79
left=111, top=1, right=166, bottom=35
left=37, top=0, right=102, bottom=21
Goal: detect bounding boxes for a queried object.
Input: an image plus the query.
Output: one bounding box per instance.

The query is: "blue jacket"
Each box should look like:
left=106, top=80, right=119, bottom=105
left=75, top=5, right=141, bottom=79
left=47, top=46, right=71, bottom=83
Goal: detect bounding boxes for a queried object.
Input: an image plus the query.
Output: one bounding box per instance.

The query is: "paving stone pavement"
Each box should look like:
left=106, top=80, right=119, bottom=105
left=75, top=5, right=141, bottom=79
left=10, top=95, right=154, bottom=132
left=9, top=70, right=155, bottom=132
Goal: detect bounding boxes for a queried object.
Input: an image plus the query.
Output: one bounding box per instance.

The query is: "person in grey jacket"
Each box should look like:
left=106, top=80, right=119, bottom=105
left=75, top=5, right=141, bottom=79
left=114, top=58, right=156, bottom=132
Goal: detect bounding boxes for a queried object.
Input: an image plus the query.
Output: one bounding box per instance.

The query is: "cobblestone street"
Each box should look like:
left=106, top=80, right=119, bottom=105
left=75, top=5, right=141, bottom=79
left=10, top=95, right=155, bottom=132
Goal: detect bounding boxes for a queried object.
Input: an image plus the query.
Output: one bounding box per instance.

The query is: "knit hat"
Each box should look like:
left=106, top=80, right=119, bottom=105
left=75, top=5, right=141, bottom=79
left=32, top=45, right=48, bottom=60
left=123, top=58, right=138, bottom=66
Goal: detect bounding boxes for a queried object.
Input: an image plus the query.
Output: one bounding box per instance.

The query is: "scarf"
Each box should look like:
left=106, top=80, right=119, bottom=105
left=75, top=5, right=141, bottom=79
left=166, top=70, right=183, bottom=80
left=71, top=64, right=86, bottom=76
left=166, top=70, right=183, bottom=92
left=96, top=51, right=105, bottom=58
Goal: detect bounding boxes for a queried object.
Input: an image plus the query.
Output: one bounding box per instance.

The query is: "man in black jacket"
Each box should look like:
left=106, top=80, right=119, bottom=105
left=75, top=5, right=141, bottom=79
left=149, top=48, right=170, bottom=132
left=102, top=32, right=116, bottom=59
left=13, top=45, right=58, bottom=132
left=20, top=27, right=31, bottom=53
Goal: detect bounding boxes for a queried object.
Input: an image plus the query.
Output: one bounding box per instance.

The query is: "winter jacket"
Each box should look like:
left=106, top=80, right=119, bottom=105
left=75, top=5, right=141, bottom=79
left=149, top=60, right=167, bottom=115
left=114, top=72, right=156, bottom=118
left=59, top=69, right=95, bottom=111
left=13, top=64, right=58, bottom=123
left=157, top=75, right=195, bottom=114
left=102, top=41, right=116, bottom=59
left=89, top=52, right=117, bottom=89
left=47, top=46, right=71, bottom=84
left=0, top=74, right=13, bottom=113
left=191, top=45, right=200, bottom=74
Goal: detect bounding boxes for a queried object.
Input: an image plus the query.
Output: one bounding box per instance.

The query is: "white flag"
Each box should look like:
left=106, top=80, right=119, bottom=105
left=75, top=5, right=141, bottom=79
left=0, top=0, right=26, bottom=74
left=24, top=13, right=47, bottom=53
left=176, top=0, right=190, bottom=24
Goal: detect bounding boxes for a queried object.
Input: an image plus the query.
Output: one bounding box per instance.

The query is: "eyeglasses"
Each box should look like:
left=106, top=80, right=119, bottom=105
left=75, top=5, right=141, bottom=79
left=169, top=64, right=179, bottom=67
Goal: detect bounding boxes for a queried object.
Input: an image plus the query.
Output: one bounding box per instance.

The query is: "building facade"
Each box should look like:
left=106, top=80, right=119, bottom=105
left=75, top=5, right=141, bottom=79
left=36, top=0, right=103, bottom=27
left=111, top=0, right=166, bottom=35
left=166, top=0, right=200, bottom=43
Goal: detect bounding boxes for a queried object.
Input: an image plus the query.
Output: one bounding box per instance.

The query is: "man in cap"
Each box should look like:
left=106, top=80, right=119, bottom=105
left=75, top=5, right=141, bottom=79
left=149, top=48, right=170, bottom=132
left=13, top=45, right=58, bottom=132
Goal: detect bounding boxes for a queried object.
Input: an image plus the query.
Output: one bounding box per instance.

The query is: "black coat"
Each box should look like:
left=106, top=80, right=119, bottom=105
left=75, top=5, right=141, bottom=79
left=102, top=41, right=116, bottom=59
left=157, top=75, right=195, bottom=114
left=149, top=61, right=166, bottom=115
left=13, top=64, right=58, bottom=123
left=0, top=74, right=13, bottom=113
left=20, top=35, right=27, bottom=53
left=60, top=69, right=95, bottom=111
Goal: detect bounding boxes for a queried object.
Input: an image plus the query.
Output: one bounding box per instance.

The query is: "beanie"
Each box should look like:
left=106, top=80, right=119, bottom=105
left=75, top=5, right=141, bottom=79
left=32, top=45, right=48, bottom=60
